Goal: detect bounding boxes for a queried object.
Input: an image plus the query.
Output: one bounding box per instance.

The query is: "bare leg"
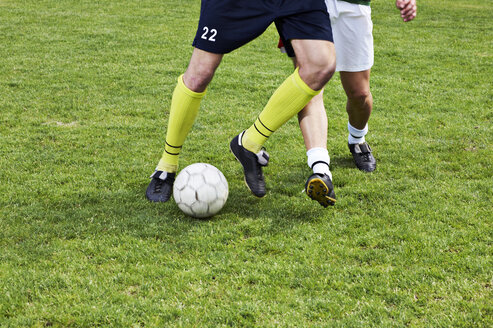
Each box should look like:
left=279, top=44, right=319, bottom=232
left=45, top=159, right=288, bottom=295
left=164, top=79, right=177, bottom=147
left=290, top=39, right=336, bottom=90
left=183, top=48, right=223, bottom=92
left=297, top=89, right=336, bottom=207
left=298, top=91, right=327, bottom=150
left=291, top=54, right=335, bottom=206
left=289, top=53, right=329, bottom=151
left=340, top=70, right=372, bottom=130
left=341, top=70, right=376, bottom=172
left=292, top=53, right=331, bottom=174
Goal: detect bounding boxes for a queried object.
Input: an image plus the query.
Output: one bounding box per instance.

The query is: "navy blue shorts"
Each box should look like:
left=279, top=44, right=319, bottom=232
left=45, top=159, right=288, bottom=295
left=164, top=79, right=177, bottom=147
left=192, top=0, right=333, bottom=54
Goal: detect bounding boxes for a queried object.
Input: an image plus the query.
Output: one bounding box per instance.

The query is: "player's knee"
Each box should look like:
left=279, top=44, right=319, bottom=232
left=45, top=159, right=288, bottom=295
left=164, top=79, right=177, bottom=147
left=318, top=60, right=336, bottom=85
left=183, top=66, right=216, bottom=92
left=346, top=87, right=372, bottom=103
left=299, top=60, right=335, bottom=91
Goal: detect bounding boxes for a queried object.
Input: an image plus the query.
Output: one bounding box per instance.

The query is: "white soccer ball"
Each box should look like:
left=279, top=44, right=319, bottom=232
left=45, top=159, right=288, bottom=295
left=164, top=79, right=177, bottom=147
left=173, top=163, right=229, bottom=218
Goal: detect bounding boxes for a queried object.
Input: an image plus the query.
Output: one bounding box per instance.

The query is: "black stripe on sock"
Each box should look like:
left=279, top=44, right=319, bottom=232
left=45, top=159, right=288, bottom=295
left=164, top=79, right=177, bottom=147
left=257, top=117, right=273, bottom=133
left=165, top=141, right=182, bottom=149
left=164, top=149, right=180, bottom=156
left=254, top=123, right=269, bottom=138
left=310, top=160, right=329, bottom=169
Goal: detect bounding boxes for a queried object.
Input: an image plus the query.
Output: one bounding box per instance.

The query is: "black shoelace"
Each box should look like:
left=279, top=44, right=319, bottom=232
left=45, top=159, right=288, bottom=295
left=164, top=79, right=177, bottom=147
left=361, top=152, right=372, bottom=162
left=154, top=178, right=165, bottom=192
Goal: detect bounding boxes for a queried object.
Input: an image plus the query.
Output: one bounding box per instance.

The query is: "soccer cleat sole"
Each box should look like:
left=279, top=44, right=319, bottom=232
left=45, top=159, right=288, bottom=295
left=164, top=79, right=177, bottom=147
left=229, top=144, right=265, bottom=198
left=306, top=177, right=336, bottom=207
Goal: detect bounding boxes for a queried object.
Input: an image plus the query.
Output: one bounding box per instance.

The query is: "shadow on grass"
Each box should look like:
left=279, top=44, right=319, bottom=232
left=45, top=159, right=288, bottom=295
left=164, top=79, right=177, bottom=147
left=6, top=172, right=337, bottom=250
left=134, top=174, right=333, bottom=238
left=330, top=155, right=355, bottom=170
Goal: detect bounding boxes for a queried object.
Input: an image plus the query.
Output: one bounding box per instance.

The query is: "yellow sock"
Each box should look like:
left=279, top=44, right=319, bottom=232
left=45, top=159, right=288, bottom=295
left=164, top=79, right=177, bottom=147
left=242, top=68, right=321, bottom=153
left=157, top=75, right=206, bottom=173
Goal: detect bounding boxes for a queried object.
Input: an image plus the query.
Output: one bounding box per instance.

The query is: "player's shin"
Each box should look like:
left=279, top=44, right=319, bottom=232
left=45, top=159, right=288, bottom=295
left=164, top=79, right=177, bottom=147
left=157, top=74, right=206, bottom=173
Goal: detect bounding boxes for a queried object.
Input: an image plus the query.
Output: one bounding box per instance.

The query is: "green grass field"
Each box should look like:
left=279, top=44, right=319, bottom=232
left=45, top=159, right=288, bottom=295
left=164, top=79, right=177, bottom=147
left=1, top=0, right=492, bottom=326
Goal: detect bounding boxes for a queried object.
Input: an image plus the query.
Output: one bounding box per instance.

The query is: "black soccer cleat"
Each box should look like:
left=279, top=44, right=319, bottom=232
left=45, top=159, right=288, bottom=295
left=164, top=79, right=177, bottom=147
left=230, top=132, right=269, bottom=198
left=348, top=142, right=376, bottom=172
left=305, top=173, right=336, bottom=207
left=146, top=170, right=176, bottom=202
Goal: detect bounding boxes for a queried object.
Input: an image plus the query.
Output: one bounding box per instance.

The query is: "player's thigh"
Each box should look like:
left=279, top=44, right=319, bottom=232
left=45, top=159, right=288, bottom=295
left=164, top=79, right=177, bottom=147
left=340, top=70, right=371, bottom=99
left=276, top=7, right=333, bottom=59
left=291, top=39, right=335, bottom=69
left=291, top=39, right=335, bottom=89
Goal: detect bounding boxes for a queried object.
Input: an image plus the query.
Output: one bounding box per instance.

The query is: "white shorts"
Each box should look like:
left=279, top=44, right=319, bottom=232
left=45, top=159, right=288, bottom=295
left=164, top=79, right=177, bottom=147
left=325, top=0, right=374, bottom=72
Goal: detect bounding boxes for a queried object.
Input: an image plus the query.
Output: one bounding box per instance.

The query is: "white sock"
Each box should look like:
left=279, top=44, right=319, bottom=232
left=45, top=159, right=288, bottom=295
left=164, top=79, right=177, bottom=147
left=348, top=122, right=368, bottom=145
left=306, top=147, right=332, bottom=180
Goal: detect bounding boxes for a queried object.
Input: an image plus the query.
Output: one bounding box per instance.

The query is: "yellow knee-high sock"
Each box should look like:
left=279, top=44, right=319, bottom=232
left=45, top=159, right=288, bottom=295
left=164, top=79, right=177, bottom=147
left=242, top=68, right=321, bottom=153
left=157, top=75, right=206, bottom=173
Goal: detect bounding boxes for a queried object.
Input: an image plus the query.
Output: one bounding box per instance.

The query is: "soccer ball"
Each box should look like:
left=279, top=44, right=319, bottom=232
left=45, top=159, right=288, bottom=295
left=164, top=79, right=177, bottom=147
left=173, top=163, right=228, bottom=218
